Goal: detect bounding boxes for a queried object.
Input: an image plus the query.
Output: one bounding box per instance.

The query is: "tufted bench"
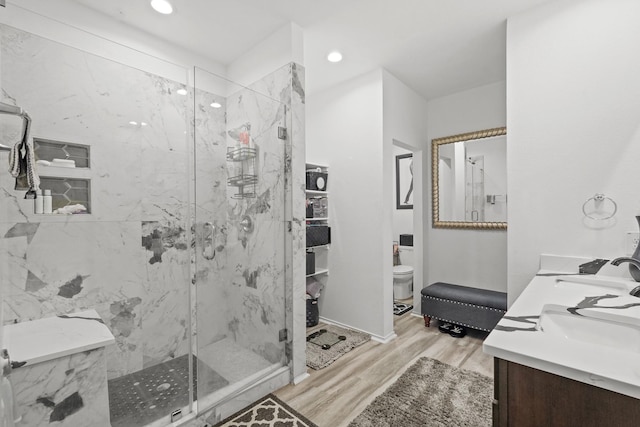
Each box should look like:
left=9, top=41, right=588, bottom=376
left=421, top=282, right=507, bottom=332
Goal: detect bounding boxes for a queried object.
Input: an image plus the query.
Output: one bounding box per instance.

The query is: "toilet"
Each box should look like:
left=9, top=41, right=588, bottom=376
left=393, top=265, right=413, bottom=299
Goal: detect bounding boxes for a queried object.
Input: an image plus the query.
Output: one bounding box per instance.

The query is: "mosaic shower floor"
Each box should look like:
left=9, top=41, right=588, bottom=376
left=108, top=354, right=228, bottom=427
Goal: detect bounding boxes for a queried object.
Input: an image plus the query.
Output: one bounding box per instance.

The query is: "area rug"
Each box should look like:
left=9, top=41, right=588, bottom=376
left=348, top=357, right=492, bottom=427
left=306, top=325, right=371, bottom=370
left=213, top=394, right=317, bottom=427
left=393, top=302, right=413, bottom=316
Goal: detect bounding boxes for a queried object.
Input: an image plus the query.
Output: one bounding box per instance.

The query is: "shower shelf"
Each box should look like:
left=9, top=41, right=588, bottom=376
left=226, top=146, right=257, bottom=199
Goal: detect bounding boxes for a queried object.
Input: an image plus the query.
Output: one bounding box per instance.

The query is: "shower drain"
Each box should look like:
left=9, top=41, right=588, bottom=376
left=156, top=383, right=171, bottom=392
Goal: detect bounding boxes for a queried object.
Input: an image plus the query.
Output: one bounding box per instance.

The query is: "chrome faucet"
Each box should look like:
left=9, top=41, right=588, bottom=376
left=611, top=257, right=640, bottom=284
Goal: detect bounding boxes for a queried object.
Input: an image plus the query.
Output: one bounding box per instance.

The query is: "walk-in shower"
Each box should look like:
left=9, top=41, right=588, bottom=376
left=0, top=19, right=296, bottom=426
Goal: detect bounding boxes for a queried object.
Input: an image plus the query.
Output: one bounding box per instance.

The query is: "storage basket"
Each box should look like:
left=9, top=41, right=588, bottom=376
left=306, top=225, right=330, bottom=247
left=306, top=170, right=328, bottom=191
left=306, top=298, right=319, bottom=327
left=306, top=251, right=316, bottom=275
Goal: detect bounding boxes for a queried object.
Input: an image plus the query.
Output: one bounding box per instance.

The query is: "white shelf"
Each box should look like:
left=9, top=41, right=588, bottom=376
left=307, top=244, right=329, bottom=249
left=306, top=162, right=328, bottom=170
left=306, top=268, right=329, bottom=278
left=305, top=190, right=328, bottom=196
left=306, top=217, right=328, bottom=221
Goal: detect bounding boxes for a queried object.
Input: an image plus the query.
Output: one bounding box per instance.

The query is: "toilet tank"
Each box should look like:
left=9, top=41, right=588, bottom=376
left=399, top=246, right=413, bottom=268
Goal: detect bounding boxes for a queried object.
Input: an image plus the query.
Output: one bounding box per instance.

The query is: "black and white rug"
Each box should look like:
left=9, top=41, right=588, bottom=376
left=213, top=394, right=317, bottom=427
left=393, top=302, right=413, bottom=316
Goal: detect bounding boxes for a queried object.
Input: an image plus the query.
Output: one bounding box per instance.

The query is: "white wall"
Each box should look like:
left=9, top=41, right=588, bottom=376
left=228, top=22, right=304, bottom=87
left=382, top=70, right=427, bottom=317
left=507, top=0, right=640, bottom=304
left=306, top=69, right=387, bottom=339
left=426, top=81, right=507, bottom=293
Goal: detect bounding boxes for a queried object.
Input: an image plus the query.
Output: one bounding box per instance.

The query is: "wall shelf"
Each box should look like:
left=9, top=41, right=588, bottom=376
left=306, top=217, right=328, bottom=222
left=306, top=268, right=328, bottom=278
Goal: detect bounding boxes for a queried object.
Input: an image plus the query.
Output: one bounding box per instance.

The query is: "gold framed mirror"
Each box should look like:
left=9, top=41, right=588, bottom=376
left=432, top=127, right=507, bottom=230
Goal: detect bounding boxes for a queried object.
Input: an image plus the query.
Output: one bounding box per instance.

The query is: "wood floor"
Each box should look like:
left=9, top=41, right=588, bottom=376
left=273, top=313, right=494, bottom=427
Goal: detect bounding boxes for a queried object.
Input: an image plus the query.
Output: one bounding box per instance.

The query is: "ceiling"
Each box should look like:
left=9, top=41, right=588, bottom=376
left=69, top=0, right=551, bottom=100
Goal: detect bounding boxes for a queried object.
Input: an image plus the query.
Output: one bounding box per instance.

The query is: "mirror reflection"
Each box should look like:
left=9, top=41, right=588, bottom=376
left=432, top=127, right=507, bottom=230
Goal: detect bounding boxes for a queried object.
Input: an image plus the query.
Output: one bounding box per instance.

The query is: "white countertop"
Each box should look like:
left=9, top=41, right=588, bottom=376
left=4, top=309, right=115, bottom=367
left=484, top=255, right=640, bottom=399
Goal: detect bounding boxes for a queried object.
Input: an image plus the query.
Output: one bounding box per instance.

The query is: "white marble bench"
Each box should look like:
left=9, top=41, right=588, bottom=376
left=4, top=310, right=115, bottom=427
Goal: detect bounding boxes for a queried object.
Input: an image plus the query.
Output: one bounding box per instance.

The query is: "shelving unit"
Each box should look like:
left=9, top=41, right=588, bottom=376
left=305, top=162, right=330, bottom=278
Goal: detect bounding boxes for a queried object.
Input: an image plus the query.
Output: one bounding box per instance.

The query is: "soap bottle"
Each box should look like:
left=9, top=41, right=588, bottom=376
left=43, top=189, right=52, bottom=214
left=34, top=189, right=43, bottom=214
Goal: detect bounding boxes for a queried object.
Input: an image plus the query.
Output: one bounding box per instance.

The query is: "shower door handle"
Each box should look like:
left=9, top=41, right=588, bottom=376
left=203, top=222, right=216, bottom=260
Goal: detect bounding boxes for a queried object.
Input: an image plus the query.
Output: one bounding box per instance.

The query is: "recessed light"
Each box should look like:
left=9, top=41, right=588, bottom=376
left=176, top=88, right=187, bottom=96
left=150, top=0, right=173, bottom=15
left=141, top=122, right=148, bottom=126
left=327, top=51, right=343, bottom=63
left=210, top=102, right=222, bottom=108
left=129, top=121, right=138, bottom=125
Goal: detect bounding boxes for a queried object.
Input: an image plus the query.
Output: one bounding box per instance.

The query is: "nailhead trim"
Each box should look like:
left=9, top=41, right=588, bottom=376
left=421, top=294, right=506, bottom=333
left=422, top=295, right=506, bottom=313
left=426, top=314, right=490, bottom=333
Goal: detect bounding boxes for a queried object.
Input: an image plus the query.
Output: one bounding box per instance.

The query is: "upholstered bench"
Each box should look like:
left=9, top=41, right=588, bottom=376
left=421, top=282, right=507, bottom=332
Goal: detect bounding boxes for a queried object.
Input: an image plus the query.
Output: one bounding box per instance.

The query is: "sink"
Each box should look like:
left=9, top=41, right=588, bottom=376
left=536, top=304, right=640, bottom=353
left=554, top=276, right=629, bottom=294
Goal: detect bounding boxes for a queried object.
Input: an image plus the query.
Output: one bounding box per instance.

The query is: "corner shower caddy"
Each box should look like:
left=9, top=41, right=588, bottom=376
left=226, top=146, right=257, bottom=199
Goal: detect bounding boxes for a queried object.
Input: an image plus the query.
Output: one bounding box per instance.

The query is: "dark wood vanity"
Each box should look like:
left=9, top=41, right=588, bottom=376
left=493, top=358, right=640, bottom=427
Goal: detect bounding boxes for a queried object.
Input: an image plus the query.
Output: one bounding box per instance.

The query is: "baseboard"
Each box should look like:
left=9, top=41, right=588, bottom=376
left=293, top=372, right=310, bottom=385
left=318, top=316, right=396, bottom=344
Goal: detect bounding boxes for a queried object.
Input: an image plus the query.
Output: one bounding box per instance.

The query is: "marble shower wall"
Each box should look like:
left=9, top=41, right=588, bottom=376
left=193, top=66, right=293, bottom=365
left=0, top=24, right=192, bottom=378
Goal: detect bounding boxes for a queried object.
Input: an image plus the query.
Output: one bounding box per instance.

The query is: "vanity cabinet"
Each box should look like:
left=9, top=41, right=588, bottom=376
left=493, top=358, right=640, bottom=427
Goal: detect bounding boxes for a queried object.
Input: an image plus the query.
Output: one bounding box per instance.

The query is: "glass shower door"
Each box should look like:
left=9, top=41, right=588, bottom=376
left=192, top=67, right=289, bottom=411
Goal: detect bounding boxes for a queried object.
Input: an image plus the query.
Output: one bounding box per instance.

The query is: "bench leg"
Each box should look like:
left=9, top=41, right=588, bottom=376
left=423, top=315, right=431, bottom=327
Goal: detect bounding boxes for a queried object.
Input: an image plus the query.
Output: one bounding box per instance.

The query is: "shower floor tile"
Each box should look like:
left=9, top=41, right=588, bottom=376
left=108, top=354, right=227, bottom=427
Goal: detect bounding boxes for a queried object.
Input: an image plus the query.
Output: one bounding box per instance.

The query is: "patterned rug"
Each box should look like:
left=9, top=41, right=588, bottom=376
left=306, top=324, right=371, bottom=370
left=213, top=394, right=317, bottom=427
left=348, top=357, right=492, bottom=426
left=393, top=302, right=413, bottom=316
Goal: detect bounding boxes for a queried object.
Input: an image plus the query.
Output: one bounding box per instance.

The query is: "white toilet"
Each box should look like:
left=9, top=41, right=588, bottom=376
left=393, top=265, right=413, bottom=299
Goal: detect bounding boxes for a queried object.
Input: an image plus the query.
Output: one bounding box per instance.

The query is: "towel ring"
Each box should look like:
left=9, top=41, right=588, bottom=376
left=582, top=193, right=617, bottom=220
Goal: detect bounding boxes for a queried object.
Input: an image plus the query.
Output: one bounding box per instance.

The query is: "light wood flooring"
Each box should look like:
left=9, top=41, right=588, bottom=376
left=274, top=313, right=494, bottom=427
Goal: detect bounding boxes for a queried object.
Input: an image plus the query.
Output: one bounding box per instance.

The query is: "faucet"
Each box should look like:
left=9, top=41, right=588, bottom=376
left=611, top=257, right=640, bottom=285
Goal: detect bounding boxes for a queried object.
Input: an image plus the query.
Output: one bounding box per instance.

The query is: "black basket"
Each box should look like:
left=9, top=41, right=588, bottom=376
left=400, top=234, right=413, bottom=247
left=306, top=298, right=319, bottom=327
left=306, top=251, right=316, bottom=275
left=306, top=225, right=330, bottom=247
left=306, top=171, right=328, bottom=191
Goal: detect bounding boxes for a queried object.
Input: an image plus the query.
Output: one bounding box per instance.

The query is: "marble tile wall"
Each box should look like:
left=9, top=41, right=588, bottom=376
left=10, top=348, right=111, bottom=427
left=0, top=24, right=192, bottom=379
left=193, top=66, right=295, bottom=366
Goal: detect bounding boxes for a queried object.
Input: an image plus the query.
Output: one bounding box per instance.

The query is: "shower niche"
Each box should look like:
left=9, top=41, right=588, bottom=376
left=34, top=138, right=92, bottom=214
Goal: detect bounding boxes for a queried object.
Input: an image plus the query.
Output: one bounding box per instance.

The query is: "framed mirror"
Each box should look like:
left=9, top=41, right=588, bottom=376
left=432, top=127, right=507, bottom=230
